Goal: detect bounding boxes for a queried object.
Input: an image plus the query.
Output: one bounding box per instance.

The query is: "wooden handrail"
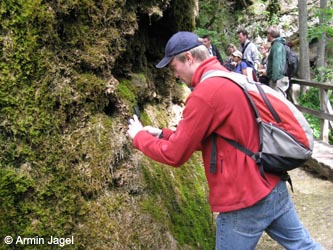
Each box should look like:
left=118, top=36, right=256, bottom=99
left=291, top=78, right=333, bottom=90
left=290, top=78, right=333, bottom=142
left=295, top=105, right=333, bottom=121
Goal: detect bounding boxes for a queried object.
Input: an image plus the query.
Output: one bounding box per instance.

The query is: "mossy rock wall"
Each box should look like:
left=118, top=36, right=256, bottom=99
left=0, top=0, right=214, bottom=249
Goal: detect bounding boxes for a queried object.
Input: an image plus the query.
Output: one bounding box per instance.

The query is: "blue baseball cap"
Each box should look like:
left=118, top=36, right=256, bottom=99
left=156, top=31, right=202, bottom=68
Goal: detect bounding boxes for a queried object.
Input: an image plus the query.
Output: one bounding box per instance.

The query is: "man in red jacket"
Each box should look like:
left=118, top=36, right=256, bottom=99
left=127, top=31, right=321, bottom=250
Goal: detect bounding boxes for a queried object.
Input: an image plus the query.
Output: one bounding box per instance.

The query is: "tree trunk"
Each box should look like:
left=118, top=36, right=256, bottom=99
left=298, top=0, right=311, bottom=81
left=317, top=0, right=327, bottom=70
left=317, top=0, right=329, bottom=142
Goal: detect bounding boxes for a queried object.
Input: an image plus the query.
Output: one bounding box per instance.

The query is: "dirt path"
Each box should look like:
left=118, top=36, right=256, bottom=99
left=257, top=168, right=333, bottom=250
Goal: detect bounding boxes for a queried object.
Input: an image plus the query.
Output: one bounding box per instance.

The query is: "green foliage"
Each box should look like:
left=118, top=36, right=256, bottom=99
left=266, top=0, right=281, bottom=20
left=195, top=28, right=220, bottom=45
left=308, top=6, right=333, bottom=46
left=314, top=62, right=333, bottom=82
left=297, top=87, right=333, bottom=143
left=298, top=88, right=322, bottom=139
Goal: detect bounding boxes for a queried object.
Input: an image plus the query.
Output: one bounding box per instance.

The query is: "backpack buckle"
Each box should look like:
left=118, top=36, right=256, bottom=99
left=253, top=152, right=262, bottom=165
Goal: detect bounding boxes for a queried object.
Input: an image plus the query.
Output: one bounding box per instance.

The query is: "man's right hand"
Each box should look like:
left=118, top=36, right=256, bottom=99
left=142, top=126, right=162, bottom=138
left=127, top=115, right=144, bottom=139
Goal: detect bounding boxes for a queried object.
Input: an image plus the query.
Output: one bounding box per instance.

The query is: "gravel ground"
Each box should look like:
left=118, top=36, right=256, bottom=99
left=257, top=168, right=333, bottom=250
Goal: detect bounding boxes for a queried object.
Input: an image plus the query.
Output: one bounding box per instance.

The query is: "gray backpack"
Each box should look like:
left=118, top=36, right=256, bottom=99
left=200, top=70, right=313, bottom=188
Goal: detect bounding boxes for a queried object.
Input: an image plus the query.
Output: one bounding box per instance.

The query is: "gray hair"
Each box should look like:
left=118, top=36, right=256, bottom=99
left=266, top=25, right=280, bottom=38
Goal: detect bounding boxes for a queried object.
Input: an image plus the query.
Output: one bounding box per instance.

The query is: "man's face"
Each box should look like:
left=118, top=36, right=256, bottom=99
left=169, top=54, right=194, bottom=86
left=238, top=33, right=246, bottom=44
left=266, top=33, right=273, bottom=42
left=202, top=38, right=211, bottom=48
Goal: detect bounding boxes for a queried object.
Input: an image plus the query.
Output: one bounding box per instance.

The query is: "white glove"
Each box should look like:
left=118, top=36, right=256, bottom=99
left=142, top=126, right=162, bottom=137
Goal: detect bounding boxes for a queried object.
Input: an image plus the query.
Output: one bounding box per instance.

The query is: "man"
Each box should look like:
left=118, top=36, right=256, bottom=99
left=266, top=25, right=289, bottom=97
left=237, top=28, right=260, bottom=70
left=127, top=31, right=321, bottom=250
left=202, top=35, right=223, bottom=65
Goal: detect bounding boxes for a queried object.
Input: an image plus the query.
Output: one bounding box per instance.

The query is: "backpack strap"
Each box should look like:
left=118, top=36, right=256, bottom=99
left=255, top=84, right=281, bottom=123
left=210, top=133, right=217, bottom=173
left=241, top=42, right=251, bottom=55
left=222, top=136, right=266, bottom=180
left=281, top=173, right=294, bottom=192
left=204, top=71, right=265, bottom=179
left=203, top=70, right=295, bottom=189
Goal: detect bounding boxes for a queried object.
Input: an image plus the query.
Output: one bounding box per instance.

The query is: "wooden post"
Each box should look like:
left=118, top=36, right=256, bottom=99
left=320, top=89, right=329, bottom=143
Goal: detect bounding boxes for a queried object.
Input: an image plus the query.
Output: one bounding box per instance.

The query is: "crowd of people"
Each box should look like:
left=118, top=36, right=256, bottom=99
left=200, top=25, right=291, bottom=97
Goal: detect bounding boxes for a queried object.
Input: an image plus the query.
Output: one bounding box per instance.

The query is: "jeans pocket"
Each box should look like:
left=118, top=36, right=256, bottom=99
left=233, top=195, right=273, bottom=235
left=278, top=182, right=293, bottom=214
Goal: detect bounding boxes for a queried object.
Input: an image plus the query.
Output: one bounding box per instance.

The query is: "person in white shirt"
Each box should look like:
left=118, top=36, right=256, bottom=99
left=237, top=28, right=260, bottom=70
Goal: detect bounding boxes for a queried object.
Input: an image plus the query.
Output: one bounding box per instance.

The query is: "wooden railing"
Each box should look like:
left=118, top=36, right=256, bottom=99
left=290, top=78, right=333, bottom=143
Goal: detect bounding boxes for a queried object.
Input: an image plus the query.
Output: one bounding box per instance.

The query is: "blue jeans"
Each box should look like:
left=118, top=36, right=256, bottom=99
left=215, top=180, right=322, bottom=250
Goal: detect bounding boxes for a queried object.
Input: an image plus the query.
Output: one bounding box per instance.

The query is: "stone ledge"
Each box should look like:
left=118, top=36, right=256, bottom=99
left=302, top=158, right=333, bottom=182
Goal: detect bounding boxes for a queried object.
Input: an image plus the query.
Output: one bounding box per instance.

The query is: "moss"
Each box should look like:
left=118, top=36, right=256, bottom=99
left=172, top=0, right=197, bottom=31
left=0, top=0, right=209, bottom=249
left=140, top=154, right=214, bottom=250
left=118, top=79, right=137, bottom=107
left=0, top=168, right=35, bottom=234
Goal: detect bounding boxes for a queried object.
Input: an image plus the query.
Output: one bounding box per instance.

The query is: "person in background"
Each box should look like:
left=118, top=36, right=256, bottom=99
left=223, top=43, right=237, bottom=71
left=232, top=50, right=257, bottom=81
left=257, top=42, right=271, bottom=85
left=127, top=31, right=321, bottom=250
left=266, top=25, right=289, bottom=96
left=231, top=50, right=247, bottom=75
left=237, top=28, right=260, bottom=70
left=202, top=34, right=224, bottom=65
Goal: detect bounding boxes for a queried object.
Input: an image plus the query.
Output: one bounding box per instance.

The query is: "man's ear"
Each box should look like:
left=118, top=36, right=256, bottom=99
left=184, top=51, right=193, bottom=63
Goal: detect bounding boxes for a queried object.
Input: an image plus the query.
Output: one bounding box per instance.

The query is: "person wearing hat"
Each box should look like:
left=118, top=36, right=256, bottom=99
left=231, top=50, right=248, bottom=75
left=127, top=31, right=321, bottom=250
left=232, top=50, right=257, bottom=81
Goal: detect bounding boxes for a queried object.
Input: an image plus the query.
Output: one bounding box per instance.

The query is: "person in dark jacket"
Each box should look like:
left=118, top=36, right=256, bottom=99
left=202, top=35, right=223, bottom=65
left=266, top=25, right=289, bottom=97
left=127, top=31, right=321, bottom=250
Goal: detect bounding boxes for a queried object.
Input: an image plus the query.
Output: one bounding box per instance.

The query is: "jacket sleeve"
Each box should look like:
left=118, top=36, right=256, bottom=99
left=271, top=44, right=286, bottom=81
left=133, top=95, right=214, bottom=167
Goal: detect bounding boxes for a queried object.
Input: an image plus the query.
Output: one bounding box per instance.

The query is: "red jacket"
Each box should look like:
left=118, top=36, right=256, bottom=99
left=133, top=57, right=280, bottom=212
